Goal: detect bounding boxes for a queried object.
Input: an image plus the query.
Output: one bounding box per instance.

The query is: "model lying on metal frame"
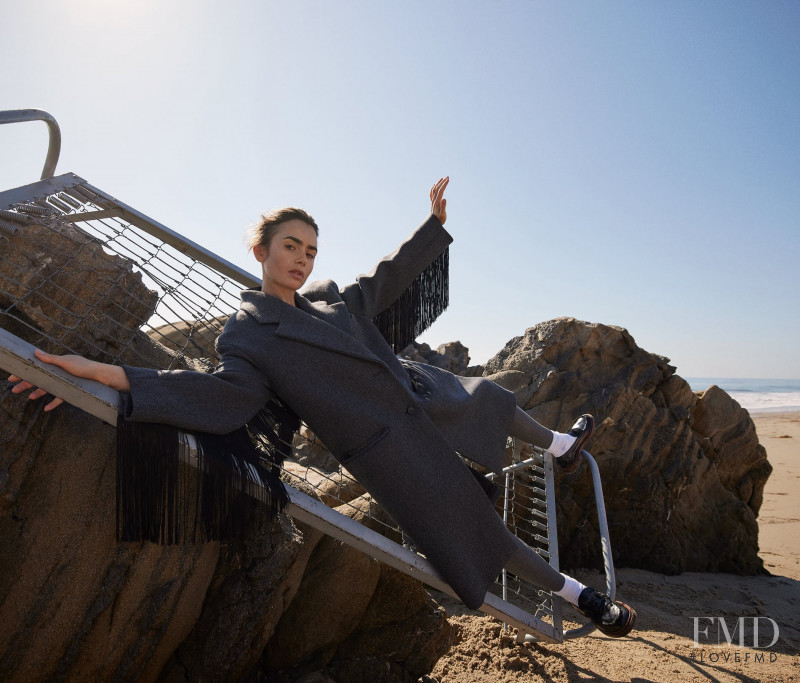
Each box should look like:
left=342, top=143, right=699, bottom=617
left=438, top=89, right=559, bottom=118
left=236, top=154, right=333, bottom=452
left=9, top=177, right=636, bottom=637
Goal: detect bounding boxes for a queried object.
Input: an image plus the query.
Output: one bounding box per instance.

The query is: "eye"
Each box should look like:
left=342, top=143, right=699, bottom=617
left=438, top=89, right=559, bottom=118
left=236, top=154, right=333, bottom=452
left=307, top=252, right=316, bottom=260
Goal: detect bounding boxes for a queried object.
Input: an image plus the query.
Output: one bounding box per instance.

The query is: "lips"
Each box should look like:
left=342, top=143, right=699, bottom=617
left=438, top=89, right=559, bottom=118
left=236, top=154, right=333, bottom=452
left=289, top=269, right=305, bottom=279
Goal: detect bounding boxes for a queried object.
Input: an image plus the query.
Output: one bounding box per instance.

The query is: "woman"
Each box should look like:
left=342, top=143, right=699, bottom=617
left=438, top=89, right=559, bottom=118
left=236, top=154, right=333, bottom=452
left=9, top=178, right=635, bottom=637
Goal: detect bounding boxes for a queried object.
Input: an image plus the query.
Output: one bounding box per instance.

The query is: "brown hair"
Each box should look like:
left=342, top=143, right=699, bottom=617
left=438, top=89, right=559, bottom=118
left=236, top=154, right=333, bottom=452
left=245, top=207, right=319, bottom=251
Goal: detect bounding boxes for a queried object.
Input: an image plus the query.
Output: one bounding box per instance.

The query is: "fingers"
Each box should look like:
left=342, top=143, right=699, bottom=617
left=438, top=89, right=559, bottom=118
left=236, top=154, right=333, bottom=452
left=430, top=176, right=449, bottom=201
left=5, top=350, right=70, bottom=411
left=10, top=379, right=34, bottom=394
left=8, top=380, right=47, bottom=400
left=429, top=177, right=449, bottom=225
left=28, top=387, right=49, bottom=400
left=6, top=377, right=63, bottom=409
left=34, top=348, right=60, bottom=366
left=44, top=396, right=64, bottom=411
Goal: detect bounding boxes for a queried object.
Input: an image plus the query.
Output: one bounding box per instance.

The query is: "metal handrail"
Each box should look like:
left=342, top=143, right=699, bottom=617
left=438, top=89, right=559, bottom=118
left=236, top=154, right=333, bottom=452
left=0, top=109, right=62, bottom=179
left=561, top=451, right=616, bottom=639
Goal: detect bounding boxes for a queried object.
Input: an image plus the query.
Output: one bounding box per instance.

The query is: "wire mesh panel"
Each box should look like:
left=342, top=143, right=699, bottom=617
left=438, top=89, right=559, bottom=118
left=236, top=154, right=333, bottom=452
left=491, top=440, right=563, bottom=638
left=0, top=173, right=251, bottom=370
left=0, top=173, right=562, bottom=641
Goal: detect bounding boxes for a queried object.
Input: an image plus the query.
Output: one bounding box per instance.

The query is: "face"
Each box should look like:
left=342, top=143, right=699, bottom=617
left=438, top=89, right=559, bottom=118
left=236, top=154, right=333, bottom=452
left=253, top=219, right=318, bottom=303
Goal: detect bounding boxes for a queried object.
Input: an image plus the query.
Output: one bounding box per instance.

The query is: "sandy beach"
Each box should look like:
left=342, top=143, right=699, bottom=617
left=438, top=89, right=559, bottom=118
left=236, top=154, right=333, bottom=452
left=431, top=412, right=800, bottom=682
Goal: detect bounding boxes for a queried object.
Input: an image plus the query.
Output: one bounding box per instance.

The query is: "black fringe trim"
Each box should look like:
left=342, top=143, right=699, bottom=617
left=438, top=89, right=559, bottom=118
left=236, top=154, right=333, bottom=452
left=116, top=398, right=299, bottom=544
left=372, top=247, right=449, bottom=353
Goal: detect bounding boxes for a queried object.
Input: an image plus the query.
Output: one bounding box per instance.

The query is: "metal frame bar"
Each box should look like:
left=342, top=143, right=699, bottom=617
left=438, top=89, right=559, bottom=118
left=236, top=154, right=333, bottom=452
left=561, top=451, right=616, bottom=639
left=0, top=173, right=261, bottom=289
left=0, top=173, right=84, bottom=212
left=0, top=109, right=62, bottom=180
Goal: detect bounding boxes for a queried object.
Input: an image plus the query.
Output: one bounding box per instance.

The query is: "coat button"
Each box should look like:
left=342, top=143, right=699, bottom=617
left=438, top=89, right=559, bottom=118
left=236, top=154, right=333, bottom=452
left=406, top=406, right=417, bottom=415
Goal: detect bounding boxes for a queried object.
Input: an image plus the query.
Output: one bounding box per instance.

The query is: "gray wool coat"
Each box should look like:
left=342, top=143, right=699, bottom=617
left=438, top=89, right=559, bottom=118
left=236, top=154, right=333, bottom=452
left=121, top=215, right=518, bottom=609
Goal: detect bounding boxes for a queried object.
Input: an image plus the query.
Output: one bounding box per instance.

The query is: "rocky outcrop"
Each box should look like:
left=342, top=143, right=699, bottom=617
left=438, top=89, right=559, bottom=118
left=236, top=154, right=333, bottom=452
left=148, top=317, right=226, bottom=362
left=0, top=387, right=449, bottom=682
left=401, top=341, right=473, bottom=375
left=483, top=317, right=771, bottom=575
left=261, top=534, right=450, bottom=682
left=0, top=219, right=159, bottom=365
left=1, top=390, right=450, bottom=683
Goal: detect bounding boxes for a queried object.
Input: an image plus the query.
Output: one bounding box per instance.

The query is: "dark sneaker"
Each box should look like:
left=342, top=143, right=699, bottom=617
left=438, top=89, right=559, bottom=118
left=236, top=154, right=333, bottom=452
left=556, top=414, right=594, bottom=474
left=577, top=587, right=636, bottom=637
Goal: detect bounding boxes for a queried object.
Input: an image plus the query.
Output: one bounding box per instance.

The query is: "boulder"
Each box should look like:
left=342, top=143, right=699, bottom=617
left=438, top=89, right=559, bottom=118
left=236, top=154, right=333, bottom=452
left=0, top=389, right=323, bottom=683
left=260, top=520, right=451, bottom=682
left=148, top=317, right=227, bottom=362
left=0, top=219, right=159, bottom=365
left=400, top=341, right=471, bottom=375
left=0, top=385, right=451, bottom=682
left=484, top=317, right=771, bottom=575
left=282, top=461, right=367, bottom=509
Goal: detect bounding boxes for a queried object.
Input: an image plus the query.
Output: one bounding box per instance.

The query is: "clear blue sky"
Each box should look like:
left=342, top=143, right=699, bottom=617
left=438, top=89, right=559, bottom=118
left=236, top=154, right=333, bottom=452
left=2, top=1, right=798, bottom=378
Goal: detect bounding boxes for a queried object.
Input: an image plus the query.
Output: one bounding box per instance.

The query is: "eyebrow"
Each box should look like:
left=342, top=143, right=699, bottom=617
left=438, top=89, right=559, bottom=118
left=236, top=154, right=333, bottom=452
left=283, top=235, right=317, bottom=252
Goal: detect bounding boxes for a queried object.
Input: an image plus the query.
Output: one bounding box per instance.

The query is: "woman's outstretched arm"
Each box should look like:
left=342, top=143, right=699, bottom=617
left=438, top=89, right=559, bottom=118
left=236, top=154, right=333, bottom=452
left=8, top=349, right=130, bottom=412
left=8, top=342, right=274, bottom=435
left=337, top=178, right=453, bottom=319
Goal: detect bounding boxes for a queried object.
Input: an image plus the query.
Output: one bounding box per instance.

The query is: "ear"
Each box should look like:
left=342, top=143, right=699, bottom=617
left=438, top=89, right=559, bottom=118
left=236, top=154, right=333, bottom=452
left=253, top=243, right=268, bottom=263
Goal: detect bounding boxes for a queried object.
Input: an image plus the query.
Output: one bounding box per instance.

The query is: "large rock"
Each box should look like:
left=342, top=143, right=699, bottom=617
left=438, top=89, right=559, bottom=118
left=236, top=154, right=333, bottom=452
left=148, top=317, right=227, bottom=362
left=0, top=219, right=159, bottom=364
left=260, top=528, right=451, bottom=682
left=0, top=388, right=324, bottom=682
left=400, top=341, right=471, bottom=375
left=0, top=387, right=452, bottom=682
left=484, top=317, right=771, bottom=575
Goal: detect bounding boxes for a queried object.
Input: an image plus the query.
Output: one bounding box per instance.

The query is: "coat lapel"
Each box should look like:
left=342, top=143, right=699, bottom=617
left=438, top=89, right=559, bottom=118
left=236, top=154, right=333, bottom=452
left=239, top=289, right=382, bottom=365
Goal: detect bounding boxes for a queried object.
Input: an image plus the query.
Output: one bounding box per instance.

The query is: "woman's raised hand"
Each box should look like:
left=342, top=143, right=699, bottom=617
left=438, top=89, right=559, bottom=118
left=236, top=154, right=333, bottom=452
left=430, top=176, right=449, bottom=225
left=7, top=349, right=130, bottom=411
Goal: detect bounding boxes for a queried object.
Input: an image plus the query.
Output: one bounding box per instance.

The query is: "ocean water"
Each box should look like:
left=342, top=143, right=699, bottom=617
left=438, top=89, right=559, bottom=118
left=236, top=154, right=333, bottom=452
left=686, top=378, right=800, bottom=414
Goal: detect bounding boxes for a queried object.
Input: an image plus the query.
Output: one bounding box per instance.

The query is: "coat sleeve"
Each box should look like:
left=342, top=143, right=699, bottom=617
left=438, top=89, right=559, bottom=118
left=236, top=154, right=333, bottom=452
left=114, top=329, right=293, bottom=546
left=339, top=214, right=453, bottom=352
left=120, top=337, right=274, bottom=434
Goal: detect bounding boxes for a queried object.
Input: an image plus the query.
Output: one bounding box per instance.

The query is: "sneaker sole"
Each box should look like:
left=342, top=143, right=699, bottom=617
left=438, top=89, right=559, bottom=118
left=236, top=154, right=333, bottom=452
left=595, top=601, right=637, bottom=638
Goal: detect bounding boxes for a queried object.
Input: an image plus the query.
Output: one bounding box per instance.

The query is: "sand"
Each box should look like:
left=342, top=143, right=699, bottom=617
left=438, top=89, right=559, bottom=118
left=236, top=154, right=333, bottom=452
left=429, top=412, right=800, bottom=682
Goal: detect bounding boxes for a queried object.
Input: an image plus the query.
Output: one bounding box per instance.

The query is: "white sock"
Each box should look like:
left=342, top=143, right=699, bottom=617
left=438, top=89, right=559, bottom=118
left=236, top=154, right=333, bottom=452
left=554, top=574, right=586, bottom=606
left=548, top=431, right=576, bottom=458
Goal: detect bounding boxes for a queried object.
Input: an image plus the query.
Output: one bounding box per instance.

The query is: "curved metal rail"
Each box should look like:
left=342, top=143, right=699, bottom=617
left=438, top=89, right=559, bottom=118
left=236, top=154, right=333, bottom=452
left=561, top=451, right=616, bottom=639
left=0, top=108, right=62, bottom=179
